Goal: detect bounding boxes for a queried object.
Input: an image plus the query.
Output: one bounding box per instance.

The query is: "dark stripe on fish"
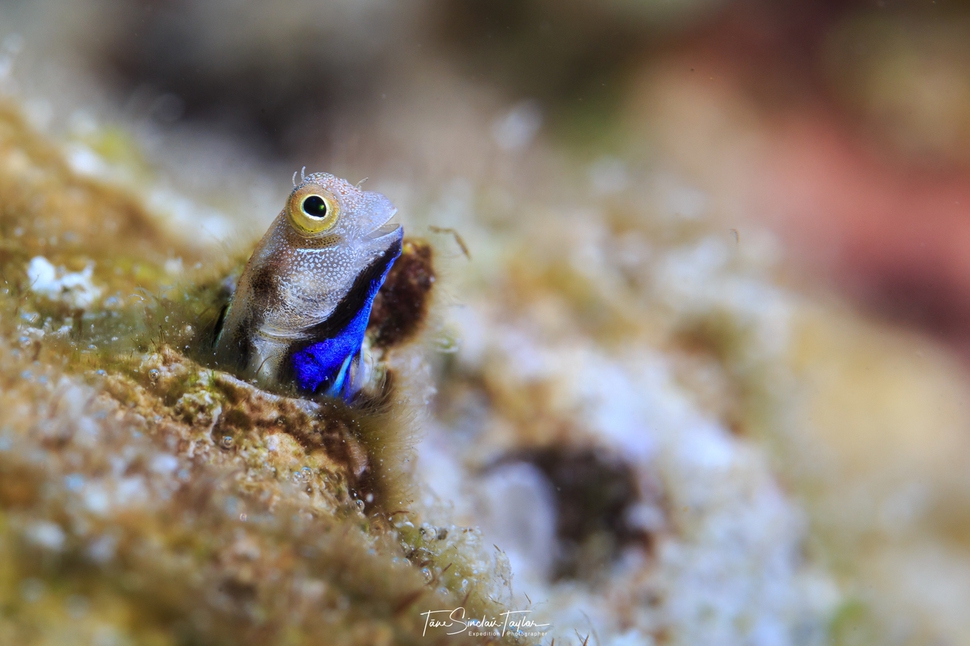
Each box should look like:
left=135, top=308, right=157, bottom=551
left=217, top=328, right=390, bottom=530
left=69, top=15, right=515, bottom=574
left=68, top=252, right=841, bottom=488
left=300, top=238, right=403, bottom=342
left=280, top=238, right=403, bottom=392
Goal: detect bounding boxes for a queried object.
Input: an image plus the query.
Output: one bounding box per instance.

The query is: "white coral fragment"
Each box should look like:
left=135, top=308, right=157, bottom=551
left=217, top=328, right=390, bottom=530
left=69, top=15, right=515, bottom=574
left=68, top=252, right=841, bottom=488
left=27, top=256, right=103, bottom=309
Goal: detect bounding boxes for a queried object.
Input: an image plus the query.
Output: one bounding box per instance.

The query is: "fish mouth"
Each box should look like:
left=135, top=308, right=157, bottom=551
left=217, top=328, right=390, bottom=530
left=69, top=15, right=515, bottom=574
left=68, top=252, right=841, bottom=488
left=362, top=204, right=398, bottom=233
left=365, top=222, right=403, bottom=243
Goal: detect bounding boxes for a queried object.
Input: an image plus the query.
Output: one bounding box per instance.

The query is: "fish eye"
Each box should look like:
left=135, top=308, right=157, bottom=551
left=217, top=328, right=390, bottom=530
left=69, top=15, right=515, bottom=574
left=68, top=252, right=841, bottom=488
left=301, top=195, right=328, bottom=219
left=288, top=188, right=338, bottom=234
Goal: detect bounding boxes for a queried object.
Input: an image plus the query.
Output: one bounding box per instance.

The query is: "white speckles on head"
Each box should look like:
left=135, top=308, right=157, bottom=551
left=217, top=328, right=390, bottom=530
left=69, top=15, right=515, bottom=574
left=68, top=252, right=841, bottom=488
left=214, top=171, right=403, bottom=379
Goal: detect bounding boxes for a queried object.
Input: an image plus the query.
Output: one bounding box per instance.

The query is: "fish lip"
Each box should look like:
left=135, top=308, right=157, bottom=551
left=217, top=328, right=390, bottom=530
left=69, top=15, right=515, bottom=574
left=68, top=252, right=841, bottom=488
left=361, top=206, right=399, bottom=236
left=365, top=222, right=403, bottom=242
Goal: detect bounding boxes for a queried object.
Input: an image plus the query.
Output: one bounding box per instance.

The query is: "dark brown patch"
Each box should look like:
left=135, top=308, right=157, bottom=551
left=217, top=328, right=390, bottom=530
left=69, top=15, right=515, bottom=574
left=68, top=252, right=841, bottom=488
left=0, top=462, right=41, bottom=509
left=368, top=240, right=436, bottom=349
left=247, top=263, right=282, bottom=311
left=499, top=447, right=659, bottom=581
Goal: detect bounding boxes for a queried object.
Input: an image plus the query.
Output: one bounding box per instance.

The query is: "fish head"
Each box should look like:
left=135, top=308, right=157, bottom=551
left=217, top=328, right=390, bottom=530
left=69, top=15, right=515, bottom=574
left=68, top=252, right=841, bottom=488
left=280, top=172, right=401, bottom=254
left=239, top=172, right=402, bottom=336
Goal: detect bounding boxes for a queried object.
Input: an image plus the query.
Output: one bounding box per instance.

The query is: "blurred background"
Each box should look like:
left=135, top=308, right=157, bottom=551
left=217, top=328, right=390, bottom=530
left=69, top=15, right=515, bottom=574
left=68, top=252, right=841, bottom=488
left=3, top=1, right=970, bottom=644
left=4, top=0, right=970, bottom=353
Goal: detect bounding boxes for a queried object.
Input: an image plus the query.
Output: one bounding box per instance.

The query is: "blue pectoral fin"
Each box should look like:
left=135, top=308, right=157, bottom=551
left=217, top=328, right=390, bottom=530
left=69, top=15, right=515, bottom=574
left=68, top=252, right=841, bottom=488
left=291, top=334, right=359, bottom=397
left=289, top=294, right=374, bottom=399
left=329, top=352, right=356, bottom=398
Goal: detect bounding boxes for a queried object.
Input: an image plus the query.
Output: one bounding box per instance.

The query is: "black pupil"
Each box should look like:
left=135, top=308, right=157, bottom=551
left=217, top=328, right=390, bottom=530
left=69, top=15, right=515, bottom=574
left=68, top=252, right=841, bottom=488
left=302, top=195, right=328, bottom=219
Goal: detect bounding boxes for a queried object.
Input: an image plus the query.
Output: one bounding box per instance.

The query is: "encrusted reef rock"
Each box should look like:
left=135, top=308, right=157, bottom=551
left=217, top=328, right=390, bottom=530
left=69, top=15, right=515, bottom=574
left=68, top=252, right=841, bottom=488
left=0, top=105, right=518, bottom=646
left=5, top=65, right=970, bottom=646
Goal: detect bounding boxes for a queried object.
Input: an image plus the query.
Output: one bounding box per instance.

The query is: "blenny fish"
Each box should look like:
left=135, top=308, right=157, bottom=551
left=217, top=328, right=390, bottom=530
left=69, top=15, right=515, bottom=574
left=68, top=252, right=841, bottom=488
left=213, top=172, right=402, bottom=400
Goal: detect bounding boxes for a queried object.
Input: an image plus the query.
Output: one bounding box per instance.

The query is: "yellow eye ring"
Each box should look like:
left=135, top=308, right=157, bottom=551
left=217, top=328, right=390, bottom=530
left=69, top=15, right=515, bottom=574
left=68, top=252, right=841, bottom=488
left=288, top=188, right=339, bottom=234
